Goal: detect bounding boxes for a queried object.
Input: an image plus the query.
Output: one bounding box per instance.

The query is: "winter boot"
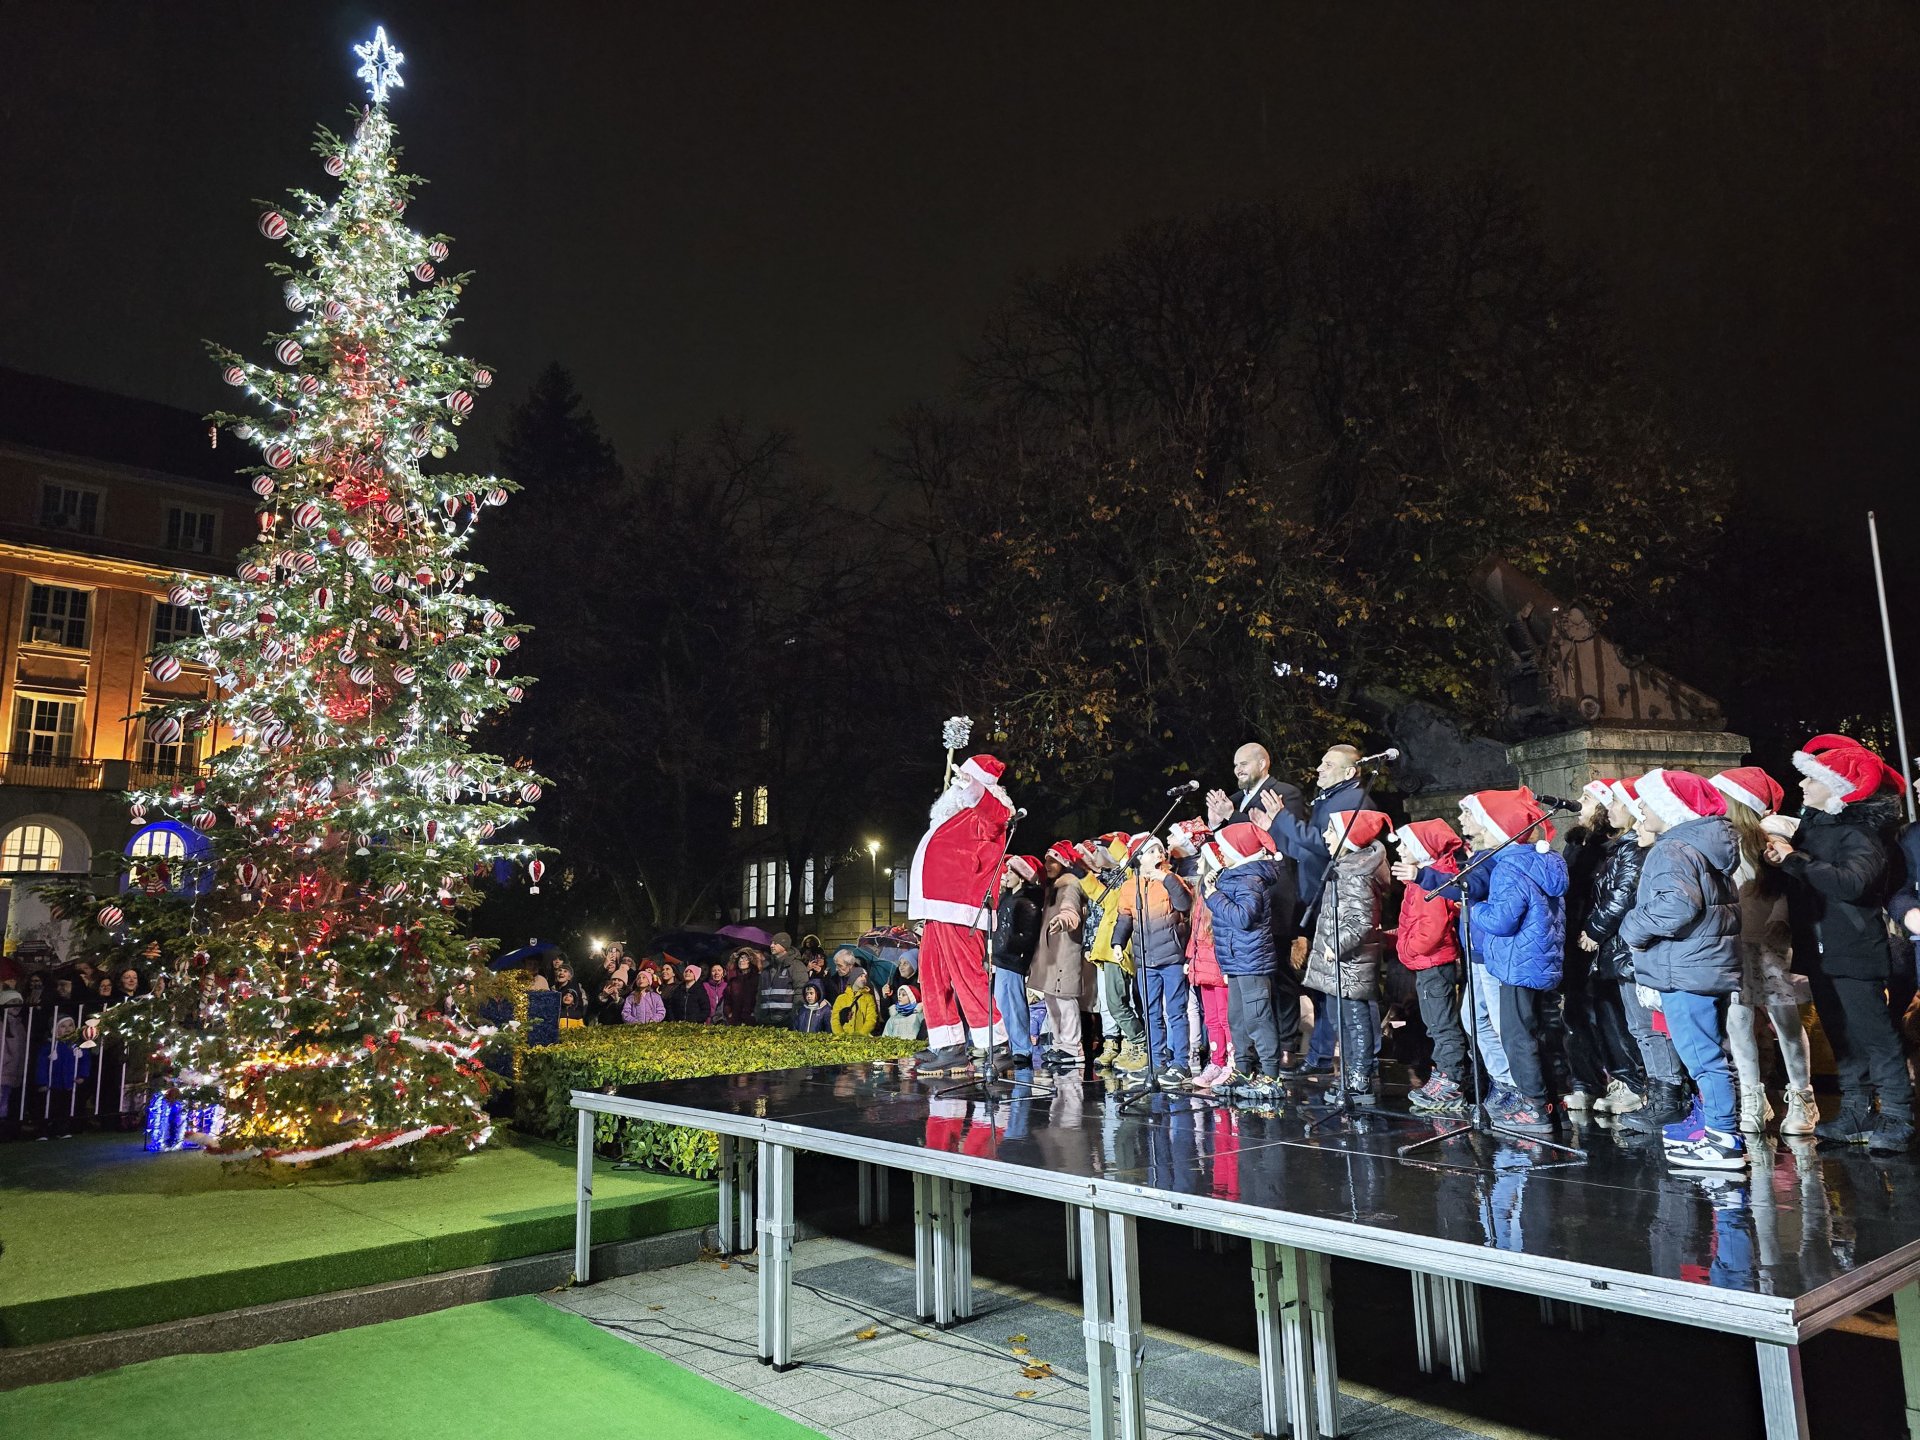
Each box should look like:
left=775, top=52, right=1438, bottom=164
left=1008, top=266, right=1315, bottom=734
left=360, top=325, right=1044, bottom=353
left=1815, top=1098, right=1876, bottom=1146
left=1779, top=1086, right=1819, bottom=1138
left=1113, top=1040, right=1151, bottom=1075
left=1620, top=1081, right=1690, bottom=1135
left=1564, top=1087, right=1596, bottom=1112
left=1094, top=1037, right=1120, bottom=1069
left=1870, top=1116, right=1916, bottom=1155
left=1736, top=1083, right=1774, bottom=1134
left=912, top=1045, right=973, bottom=1076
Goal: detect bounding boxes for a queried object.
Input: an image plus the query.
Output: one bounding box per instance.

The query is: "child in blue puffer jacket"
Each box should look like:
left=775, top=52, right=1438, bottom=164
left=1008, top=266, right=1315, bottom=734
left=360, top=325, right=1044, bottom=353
left=1460, top=788, right=1567, bottom=1136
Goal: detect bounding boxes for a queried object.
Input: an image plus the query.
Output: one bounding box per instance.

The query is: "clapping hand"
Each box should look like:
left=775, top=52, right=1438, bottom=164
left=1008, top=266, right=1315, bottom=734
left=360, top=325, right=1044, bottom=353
left=1762, top=837, right=1794, bottom=867
left=1205, top=788, right=1232, bottom=826
left=1578, top=933, right=1599, bottom=953
left=1252, top=791, right=1284, bottom=831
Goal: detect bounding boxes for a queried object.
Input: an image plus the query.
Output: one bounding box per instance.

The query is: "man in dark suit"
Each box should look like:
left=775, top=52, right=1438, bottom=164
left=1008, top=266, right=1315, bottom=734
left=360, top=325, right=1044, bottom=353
left=1207, top=743, right=1307, bottom=1068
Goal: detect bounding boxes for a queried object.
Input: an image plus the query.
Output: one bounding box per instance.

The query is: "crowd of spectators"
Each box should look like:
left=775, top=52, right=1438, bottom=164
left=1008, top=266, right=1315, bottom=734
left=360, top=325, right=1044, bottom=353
left=0, top=958, right=153, bottom=1139
left=520, top=933, right=926, bottom=1039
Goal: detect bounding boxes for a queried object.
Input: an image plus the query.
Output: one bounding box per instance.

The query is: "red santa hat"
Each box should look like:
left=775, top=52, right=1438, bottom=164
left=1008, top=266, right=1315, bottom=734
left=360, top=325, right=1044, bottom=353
left=1167, top=818, right=1210, bottom=856
left=1792, top=740, right=1902, bottom=806
left=1331, top=809, right=1391, bottom=850
left=1637, top=768, right=1728, bottom=827
left=1214, top=822, right=1279, bottom=865
left=1461, top=787, right=1555, bottom=847
left=1582, top=778, right=1619, bottom=808
left=1710, top=767, right=1785, bottom=818
left=1045, top=841, right=1083, bottom=872
left=1392, top=818, right=1463, bottom=867
left=958, top=754, right=1006, bottom=790
left=1005, top=854, right=1042, bottom=883
left=1611, top=777, right=1645, bottom=821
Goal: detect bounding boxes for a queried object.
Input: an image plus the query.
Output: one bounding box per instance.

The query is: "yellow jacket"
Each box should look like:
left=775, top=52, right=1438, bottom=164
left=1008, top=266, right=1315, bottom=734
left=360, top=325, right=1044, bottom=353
left=831, top=987, right=879, bottom=1035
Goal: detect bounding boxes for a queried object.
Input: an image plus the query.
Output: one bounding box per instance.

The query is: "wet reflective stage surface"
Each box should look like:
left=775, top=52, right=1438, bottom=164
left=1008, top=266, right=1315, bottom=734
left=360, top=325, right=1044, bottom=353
left=611, top=1064, right=1920, bottom=1307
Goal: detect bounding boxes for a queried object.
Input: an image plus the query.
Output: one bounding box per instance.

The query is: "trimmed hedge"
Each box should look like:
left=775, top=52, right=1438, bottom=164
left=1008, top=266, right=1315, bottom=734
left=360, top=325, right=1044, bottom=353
left=516, top=1023, right=920, bottom=1177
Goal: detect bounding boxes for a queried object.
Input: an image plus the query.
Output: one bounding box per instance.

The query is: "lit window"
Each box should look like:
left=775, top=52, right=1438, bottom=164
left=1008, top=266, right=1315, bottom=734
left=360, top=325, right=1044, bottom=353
left=758, top=710, right=772, bottom=749
left=822, top=870, right=835, bottom=915
left=40, top=482, right=101, bottom=536
left=803, top=858, right=815, bottom=912
left=164, top=506, right=218, bottom=555
left=152, top=601, right=202, bottom=651
left=139, top=719, right=199, bottom=776
left=893, top=864, right=909, bottom=914
left=11, top=695, right=78, bottom=761
left=731, top=791, right=744, bottom=829
left=0, top=823, right=64, bottom=873
left=751, top=786, right=769, bottom=826
left=743, top=861, right=760, bottom=916
left=24, top=584, right=91, bottom=649
left=129, top=827, right=187, bottom=860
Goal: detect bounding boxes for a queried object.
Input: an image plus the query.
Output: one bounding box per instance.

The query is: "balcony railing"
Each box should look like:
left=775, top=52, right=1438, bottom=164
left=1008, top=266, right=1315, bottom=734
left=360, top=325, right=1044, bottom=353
left=0, top=752, right=104, bottom=790
left=127, top=761, right=210, bottom=791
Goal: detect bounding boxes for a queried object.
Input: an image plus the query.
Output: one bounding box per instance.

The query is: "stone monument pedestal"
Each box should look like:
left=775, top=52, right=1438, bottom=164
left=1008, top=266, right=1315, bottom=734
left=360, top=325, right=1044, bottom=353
left=1506, top=726, right=1751, bottom=807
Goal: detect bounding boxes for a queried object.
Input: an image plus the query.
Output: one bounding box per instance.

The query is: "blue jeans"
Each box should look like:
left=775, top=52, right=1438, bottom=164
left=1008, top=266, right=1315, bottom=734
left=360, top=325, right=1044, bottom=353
left=1662, top=990, right=1735, bottom=1133
left=992, top=968, right=1034, bottom=1066
left=1139, top=964, right=1191, bottom=1071
left=1305, top=988, right=1338, bottom=1066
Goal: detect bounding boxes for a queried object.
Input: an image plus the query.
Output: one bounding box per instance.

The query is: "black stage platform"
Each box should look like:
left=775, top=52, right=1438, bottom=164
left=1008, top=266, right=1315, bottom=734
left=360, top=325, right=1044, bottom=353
left=570, top=1065, right=1920, bottom=1440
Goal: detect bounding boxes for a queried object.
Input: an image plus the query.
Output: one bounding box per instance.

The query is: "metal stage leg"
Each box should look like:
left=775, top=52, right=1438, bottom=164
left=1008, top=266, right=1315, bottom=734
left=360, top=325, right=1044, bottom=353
left=931, top=1178, right=957, bottom=1329
left=914, top=1174, right=934, bottom=1321
left=1078, top=1208, right=1118, bottom=1440
left=1538, top=1296, right=1590, bottom=1333
left=1755, top=1342, right=1810, bottom=1440
left=755, top=1142, right=797, bottom=1370
left=573, top=1108, right=594, bottom=1285
left=1277, top=1246, right=1320, bottom=1440
left=1108, top=1212, right=1146, bottom=1440
left=1412, top=1274, right=1482, bottom=1384
left=952, top=1182, right=975, bottom=1321
left=1308, top=1250, right=1340, bottom=1438
left=1896, top=1282, right=1920, bottom=1440
left=737, top=1143, right=757, bottom=1253
left=875, top=1165, right=892, bottom=1224
left=1065, top=1205, right=1080, bottom=1281
left=718, top=1134, right=737, bottom=1253
left=1251, top=1241, right=1289, bottom=1440
left=859, top=1162, right=874, bottom=1226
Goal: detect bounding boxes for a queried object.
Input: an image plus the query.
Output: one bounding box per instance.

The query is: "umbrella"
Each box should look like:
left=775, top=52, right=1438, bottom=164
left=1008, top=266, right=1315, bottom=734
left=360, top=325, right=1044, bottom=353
left=490, top=940, right=558, bottom=972
left=647, top=930, right=735, bottom=964
left=715, top=923, right=774, bottom=949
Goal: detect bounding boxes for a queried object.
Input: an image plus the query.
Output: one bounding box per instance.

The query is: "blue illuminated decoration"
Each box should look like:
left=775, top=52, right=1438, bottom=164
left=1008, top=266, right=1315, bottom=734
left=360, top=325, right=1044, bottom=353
left=123, top=821, right=215, bottom=897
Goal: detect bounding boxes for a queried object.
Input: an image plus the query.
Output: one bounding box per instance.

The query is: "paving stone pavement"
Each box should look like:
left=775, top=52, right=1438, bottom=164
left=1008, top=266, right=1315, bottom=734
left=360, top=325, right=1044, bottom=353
left=544, top=1234, right=1487, bottom=1440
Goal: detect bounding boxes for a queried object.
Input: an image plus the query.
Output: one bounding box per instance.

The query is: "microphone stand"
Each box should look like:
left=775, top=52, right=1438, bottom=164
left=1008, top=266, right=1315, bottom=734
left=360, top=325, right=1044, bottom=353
left=1397, top=808, right=1586, bottom=1165
left=1302, top=762, right=1431, bottom=1138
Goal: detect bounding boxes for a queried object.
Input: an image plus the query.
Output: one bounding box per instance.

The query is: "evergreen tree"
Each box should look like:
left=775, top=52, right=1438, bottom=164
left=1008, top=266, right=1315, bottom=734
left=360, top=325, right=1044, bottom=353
left=47, top=44, right=541, bottom=1167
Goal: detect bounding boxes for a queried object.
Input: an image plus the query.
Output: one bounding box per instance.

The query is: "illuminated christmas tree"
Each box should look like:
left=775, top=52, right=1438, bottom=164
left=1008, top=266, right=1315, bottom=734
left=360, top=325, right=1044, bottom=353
left=48, top=29, right=543, bottom=1166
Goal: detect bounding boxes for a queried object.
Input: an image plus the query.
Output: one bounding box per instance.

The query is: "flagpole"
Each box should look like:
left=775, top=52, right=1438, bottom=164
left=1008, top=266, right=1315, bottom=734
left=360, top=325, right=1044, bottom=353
left=1869, top=511, right=1916, bottom=823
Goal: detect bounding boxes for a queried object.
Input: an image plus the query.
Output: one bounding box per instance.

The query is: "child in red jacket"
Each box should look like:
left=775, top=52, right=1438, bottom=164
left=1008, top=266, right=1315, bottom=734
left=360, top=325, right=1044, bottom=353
left=1392, top=819, right=1471, bottom=1116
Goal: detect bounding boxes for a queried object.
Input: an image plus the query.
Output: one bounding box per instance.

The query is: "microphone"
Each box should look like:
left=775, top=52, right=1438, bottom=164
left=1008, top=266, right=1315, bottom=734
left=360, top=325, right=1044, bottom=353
left=1011, top=807, right=1029, bottom=820
left=1165, top=780, right=1201, bottom=796
left=1535, top=795, right=1582, bottom=813
left=1355, top=748, right=1400, bottom=765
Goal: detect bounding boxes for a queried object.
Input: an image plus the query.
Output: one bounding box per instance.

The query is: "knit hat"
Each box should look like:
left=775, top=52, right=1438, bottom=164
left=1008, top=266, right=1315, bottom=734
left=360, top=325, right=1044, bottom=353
left=1461, top=787, right=1554, bottom=847
left=1792, top=740, right=1901, bottom=806
left=1611, top=777, right=1645, bottom=821
left=1582, top=778, right=1619, bottom=808
left=1710, top=767, right=1785, bottom=818
left=1167, top=818, right=1209, bottom=856
left=1331, top=809, right=1391, bottom=850
left=1637, top=769, right=1728, bottom=827
left=1215, top=822, right=1279, bottom=865
left=1005, top=854, right=1041, bottom=884
left=958, top=754, right=1006, bottom=789
left=1045, top=841, right=1083, bottom=872
left=1393, top=818, right=1463, bottom=867
left=770, top=932, right=793, bottom=949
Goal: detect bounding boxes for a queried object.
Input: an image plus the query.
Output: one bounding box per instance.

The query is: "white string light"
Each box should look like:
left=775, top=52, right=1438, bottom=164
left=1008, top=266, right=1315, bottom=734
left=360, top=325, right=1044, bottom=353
left=354, top=26, right=405, bottom=106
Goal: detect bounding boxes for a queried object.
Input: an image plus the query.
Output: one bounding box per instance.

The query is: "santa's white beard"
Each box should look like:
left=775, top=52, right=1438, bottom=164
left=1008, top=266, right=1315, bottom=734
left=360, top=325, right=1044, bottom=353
left=927, top=776, right=1012, bottom=825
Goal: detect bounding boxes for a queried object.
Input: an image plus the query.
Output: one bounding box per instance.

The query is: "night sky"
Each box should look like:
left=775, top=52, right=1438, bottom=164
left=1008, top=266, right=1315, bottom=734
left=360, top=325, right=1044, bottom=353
left=6, top=4, right=1918, bottom=543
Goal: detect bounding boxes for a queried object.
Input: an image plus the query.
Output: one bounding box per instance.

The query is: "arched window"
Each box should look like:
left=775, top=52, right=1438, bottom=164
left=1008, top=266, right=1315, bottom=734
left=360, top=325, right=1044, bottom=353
left=0, top=823, right=64, bottom=872
left=128, top=827, right=187, bottom=860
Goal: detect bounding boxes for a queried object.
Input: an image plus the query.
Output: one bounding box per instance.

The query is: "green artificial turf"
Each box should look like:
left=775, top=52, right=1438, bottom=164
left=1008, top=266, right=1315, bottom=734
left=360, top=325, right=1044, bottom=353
left=0, top=1294, right=823, bottom=1439
left=0, top=1132, right=714, bottom=1348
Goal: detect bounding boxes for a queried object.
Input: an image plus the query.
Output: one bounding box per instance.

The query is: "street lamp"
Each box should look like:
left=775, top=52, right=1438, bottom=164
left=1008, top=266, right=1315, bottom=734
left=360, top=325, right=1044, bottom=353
left=866, top=839, right=880, bottom=928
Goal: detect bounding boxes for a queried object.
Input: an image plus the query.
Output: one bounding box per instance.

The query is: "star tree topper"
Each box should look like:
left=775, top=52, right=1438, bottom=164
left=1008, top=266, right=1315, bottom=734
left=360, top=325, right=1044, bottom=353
left=354, top=25, right=405, bottom=106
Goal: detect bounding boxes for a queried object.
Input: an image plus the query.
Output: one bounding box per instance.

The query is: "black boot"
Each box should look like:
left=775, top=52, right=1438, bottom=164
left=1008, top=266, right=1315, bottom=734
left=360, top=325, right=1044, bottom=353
left=1619, top=1080, right=1690, bottom=1134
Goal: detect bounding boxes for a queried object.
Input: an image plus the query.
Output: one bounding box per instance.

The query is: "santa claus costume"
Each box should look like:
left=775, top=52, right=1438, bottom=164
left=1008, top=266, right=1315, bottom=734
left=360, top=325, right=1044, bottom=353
left=907, top=754, right=1014, bottom=1069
